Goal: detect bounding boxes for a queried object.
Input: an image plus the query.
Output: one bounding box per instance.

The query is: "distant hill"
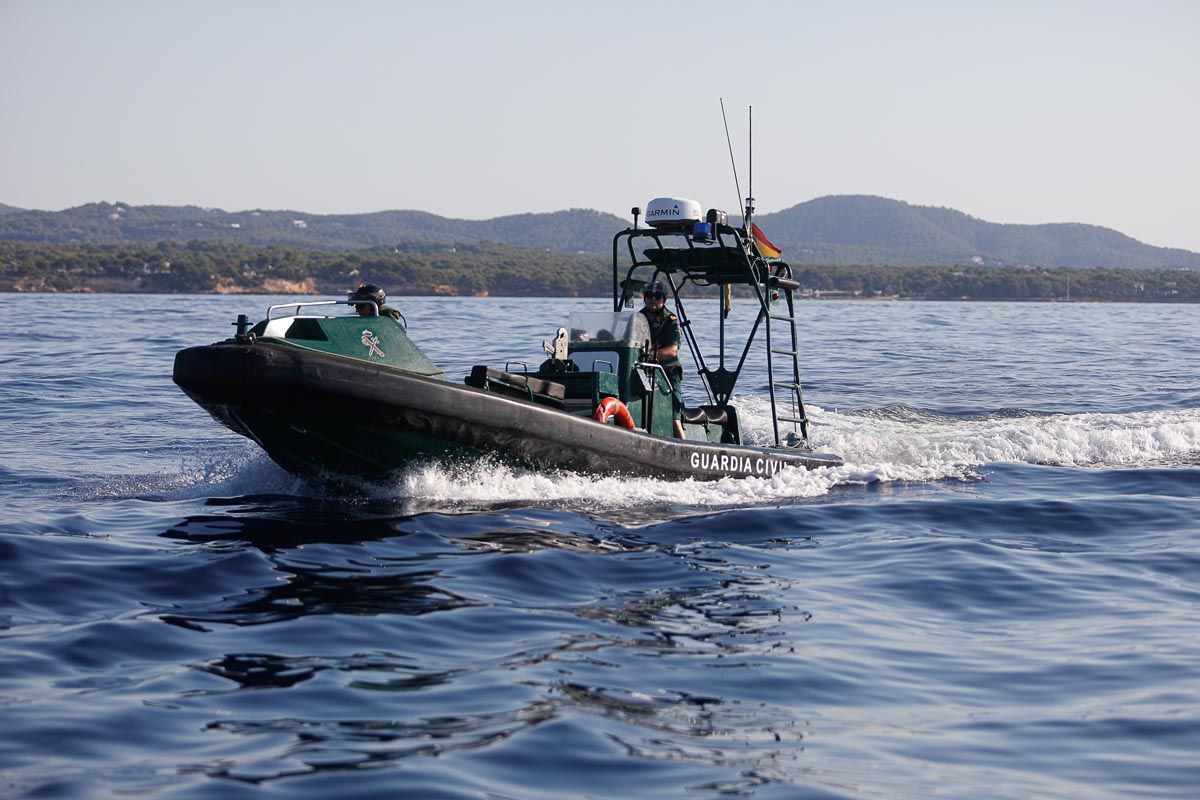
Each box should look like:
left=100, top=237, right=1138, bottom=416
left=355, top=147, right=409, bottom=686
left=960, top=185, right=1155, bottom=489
left=756, top=196, right=1200, bottom=269
left=1, top=196, right=1196, bottom=269
left=0, top=202, right=626, bottom=254
left=0, top=203, right=25, bottom=216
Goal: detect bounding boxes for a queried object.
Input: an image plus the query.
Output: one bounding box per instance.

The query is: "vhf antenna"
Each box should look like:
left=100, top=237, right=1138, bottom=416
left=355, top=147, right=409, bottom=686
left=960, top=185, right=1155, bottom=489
left=720, top=98, right=743, bottom=231
left=746, top=105, right=754, bottom=234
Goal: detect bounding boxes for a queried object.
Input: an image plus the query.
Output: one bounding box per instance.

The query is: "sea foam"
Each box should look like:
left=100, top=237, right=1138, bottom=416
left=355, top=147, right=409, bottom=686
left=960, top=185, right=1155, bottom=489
left=388, top=403, right=1200, bottom=510
left=151, top=402, right=1200, bottom=511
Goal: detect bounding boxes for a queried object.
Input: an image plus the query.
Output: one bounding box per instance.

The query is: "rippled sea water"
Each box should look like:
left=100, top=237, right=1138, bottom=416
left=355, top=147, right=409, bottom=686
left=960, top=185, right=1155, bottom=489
left=1, top=294, right=1198, bottom=799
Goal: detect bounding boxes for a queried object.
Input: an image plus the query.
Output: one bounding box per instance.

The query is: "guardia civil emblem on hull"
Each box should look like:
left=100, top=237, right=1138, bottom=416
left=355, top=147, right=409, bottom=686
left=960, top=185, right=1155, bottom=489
left=361, top=329, right=385, bottom=357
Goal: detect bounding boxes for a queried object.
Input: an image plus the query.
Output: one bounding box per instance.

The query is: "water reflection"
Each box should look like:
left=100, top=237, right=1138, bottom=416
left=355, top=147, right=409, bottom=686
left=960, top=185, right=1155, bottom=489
left=201, top=699, right=559, bottom=783
left=144, top=497, right=823, bottom=792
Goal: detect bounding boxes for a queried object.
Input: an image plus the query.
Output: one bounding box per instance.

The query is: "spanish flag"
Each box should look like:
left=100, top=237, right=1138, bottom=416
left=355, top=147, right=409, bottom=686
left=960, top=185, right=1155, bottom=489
left=751, top=223, right=782, bottom=259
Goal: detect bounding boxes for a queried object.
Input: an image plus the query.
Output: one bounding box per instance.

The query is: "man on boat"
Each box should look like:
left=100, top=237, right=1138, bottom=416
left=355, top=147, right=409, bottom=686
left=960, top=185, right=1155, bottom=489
left=349, top=283, right=403, bottom=323
left=639, top=281, right=686, bottom=439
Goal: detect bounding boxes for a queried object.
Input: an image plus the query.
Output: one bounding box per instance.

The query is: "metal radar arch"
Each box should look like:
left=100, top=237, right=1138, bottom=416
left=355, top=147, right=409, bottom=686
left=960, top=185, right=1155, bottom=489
left=612, top=208, right=810, bottom=448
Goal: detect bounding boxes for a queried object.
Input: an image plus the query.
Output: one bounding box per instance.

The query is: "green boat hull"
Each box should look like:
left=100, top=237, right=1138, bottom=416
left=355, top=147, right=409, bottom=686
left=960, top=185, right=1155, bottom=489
left=174, top=340, right=842, bottom=482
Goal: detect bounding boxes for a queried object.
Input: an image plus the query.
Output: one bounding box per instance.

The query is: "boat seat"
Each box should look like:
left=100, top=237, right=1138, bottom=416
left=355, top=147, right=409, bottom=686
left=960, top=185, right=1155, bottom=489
left=683, top=405, right=729, bottom=426
left=465, top=366, right=567, bottom=408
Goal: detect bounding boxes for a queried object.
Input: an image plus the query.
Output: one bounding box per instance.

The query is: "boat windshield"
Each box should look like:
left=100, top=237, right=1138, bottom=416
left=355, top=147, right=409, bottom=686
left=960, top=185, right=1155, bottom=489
left=568, top=311, right=649, bottom=345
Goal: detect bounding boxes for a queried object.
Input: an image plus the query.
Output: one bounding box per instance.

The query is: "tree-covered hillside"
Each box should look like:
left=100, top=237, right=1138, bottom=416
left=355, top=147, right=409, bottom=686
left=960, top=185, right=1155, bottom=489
left=0, top=202, right=626, bottom=254
left=756, top=196, right=1200, bottom=269
left=3, top=240, right=1198, bottom=301
left=2, top=196, right=1197, bottom=269
left=0, top=240, right=610, bottom=296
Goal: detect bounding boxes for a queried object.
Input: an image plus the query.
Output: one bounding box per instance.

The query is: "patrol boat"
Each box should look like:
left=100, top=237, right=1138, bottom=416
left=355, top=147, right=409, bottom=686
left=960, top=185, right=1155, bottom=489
left=172, top=197, right=843, bottom=481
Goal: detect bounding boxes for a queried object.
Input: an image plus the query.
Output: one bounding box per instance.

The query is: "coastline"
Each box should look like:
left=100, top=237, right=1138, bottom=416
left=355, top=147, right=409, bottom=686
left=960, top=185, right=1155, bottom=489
left=2, top=287, right=1196, bottom=303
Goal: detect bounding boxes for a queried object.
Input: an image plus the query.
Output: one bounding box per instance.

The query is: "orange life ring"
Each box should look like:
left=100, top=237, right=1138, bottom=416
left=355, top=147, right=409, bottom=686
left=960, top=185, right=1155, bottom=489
left=594, top=396, right=636, bottom=429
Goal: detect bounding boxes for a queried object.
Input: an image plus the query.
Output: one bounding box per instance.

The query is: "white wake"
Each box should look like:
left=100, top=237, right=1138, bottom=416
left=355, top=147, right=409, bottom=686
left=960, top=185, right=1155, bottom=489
left=378, top=403, right=1200, bottom=510
left=166, top=402, right=1200, bottom=510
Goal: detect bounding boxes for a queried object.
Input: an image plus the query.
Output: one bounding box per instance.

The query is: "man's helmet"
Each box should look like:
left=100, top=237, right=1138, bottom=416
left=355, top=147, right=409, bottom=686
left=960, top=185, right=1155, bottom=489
left=643, top=281, right=666, bottom=298
left=349, top=283, right=386, bottom=307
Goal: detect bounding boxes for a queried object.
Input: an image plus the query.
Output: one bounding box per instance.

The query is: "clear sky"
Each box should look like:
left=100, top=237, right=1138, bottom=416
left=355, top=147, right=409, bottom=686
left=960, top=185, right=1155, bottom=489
left=2, top=0, right=1197, bottom=250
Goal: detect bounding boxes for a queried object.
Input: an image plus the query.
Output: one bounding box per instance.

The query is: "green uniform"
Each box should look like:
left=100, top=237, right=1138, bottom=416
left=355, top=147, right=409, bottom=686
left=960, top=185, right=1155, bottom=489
left=640, top=306, right=683, bottom=420
left=357, top=303, right=402, bottom=323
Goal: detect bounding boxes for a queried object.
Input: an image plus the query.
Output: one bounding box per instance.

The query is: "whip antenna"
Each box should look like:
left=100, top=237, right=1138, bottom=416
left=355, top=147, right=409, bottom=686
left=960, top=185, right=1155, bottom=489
left=746, top=105, right=754, bottom=233
left=720, top=98, right=743, bottom=224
